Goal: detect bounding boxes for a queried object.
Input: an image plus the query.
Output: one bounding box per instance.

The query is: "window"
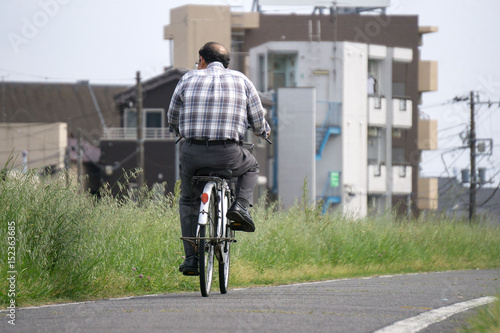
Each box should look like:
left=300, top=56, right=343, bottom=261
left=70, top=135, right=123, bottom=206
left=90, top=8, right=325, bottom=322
left=265, top=52, right=297, bottom=91
left=145, top=109, right=163, bottom=128
left=258, top=54, right=266, bottom=92
left=392, top=82, right=407, bottom=98
left=392, top=148, right=406, bottom=164
left=392, top=62, right=408, bottom=98
left=124, top=108, right=164, bottom=128
left=368, top=60, right=381, bottom=96
left=124, top=108, right=137, bottom=128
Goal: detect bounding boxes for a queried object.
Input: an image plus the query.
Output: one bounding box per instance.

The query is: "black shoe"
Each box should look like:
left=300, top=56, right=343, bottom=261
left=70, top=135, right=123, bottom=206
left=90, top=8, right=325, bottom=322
left=179, top=255, right=199, bottom=276
left=227, top=198, right=255, bottom=232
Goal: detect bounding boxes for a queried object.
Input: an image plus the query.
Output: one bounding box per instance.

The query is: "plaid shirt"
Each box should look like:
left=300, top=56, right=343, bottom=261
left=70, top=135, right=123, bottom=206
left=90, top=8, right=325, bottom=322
left=168, top=62, right=270, bottom=141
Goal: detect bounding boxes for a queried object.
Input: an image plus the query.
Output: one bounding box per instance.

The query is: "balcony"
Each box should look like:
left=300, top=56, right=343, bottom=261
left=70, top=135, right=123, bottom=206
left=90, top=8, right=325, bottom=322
left=102, top=127, right=177, bottom=141
left=392, top=98, right=412, bottom=129
left=368, top=164, right=386, bottom=194
left=417, top=177, right=438, bottom=210
left=418, top=60, right=438, bottom=92
left=368, top=96, right=387, bottom=127
left=392, top=165, right=412, bottom=194
left=418, top=118, right=438, bottom=150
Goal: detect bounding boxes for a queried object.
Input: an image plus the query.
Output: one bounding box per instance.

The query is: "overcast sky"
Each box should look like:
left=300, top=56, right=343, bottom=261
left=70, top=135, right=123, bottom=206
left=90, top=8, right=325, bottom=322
left=1, top=0, right=500, bottom=182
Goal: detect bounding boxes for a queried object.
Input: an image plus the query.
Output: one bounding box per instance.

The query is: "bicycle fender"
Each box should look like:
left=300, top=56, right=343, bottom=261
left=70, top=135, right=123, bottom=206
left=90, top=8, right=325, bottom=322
left=198, top=181, right=216, bottom=226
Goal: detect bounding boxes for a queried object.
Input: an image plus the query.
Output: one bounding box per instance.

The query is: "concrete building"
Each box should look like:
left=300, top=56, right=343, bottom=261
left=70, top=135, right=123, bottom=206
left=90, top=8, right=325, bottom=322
left=0, top=122, right=67, bottom=172
left=163, top=2, right=439, bottom=216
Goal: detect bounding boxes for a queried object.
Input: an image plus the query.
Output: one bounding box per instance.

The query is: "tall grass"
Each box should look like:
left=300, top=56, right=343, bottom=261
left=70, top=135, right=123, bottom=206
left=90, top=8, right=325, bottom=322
left=231, top=197, right=500, bottom=285
left=1, top=172, right=499, bottom=307
left=462, top=296, right=500, bottom=333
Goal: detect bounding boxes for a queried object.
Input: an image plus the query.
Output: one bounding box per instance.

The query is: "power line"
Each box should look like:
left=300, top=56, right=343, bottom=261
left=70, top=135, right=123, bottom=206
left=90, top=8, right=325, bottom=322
left=0, top=67, right=134, bottom=83
left=438, top=123, right=467, bottom=133
left=419, top=100, right=454, bottom=109
left=450, top=91, right=500, bottom=220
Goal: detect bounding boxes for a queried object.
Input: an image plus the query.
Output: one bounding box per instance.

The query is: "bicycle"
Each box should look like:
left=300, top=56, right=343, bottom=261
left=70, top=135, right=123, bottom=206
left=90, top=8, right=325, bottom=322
left=181, top=164, right=239, bottom=297
left=179, top=140, right=270, bottom=297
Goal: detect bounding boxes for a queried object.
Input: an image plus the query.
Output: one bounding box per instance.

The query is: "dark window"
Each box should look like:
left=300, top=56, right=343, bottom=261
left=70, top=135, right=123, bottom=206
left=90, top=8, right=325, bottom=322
left=146, top=111, right=162, bottom=128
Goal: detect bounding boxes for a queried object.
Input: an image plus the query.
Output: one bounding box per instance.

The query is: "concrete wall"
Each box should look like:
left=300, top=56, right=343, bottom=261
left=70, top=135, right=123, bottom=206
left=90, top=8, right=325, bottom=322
left=340, top=42, right=368, bottom=217
left=277, top=87, right=316, bottom=208
left=164, top=5, right=232, bottom=70
left=0, top=123, right=67, bottom=171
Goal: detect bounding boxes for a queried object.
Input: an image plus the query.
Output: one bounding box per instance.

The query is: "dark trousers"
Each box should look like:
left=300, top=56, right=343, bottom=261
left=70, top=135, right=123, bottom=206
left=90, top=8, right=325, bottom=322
left=179, top=141, right=259, bottom=257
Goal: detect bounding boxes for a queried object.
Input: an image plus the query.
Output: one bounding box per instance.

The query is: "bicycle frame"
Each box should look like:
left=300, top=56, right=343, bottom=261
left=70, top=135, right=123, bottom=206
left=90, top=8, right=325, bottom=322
left=194, top=176, right=231, bottom=238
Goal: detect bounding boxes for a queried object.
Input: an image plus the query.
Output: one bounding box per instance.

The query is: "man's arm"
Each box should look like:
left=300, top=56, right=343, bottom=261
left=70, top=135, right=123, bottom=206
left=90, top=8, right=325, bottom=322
left=245, top=79, right=271, bottom=138
left=167, top=80, right=184, bottom=134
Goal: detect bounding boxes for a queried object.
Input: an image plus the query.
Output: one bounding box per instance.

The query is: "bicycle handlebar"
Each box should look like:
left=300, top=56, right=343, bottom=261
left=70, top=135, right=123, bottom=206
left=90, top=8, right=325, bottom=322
left=263, top=137, right=272, bottom=145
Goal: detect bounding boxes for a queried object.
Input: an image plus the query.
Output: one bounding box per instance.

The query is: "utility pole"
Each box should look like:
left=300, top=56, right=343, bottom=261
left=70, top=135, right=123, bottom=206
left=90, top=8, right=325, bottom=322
left=452, top=91, right=500, bottom=221
left=469, top=91, right=476, bottom=221
left=2, top=76, right=6, bottom=122
left=136, top=71, right=145, bottom=188
left=77, top=128, right=83, bottom=189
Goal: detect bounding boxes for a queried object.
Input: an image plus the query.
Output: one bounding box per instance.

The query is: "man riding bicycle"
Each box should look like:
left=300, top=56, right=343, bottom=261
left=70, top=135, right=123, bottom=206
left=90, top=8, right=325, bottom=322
left=167, top=42, right=271, bottom=275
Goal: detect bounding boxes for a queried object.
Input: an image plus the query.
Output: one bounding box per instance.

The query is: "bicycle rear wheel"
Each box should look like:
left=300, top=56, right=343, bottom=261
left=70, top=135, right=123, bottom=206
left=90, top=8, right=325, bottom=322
left=219, top=192, right=232, bottom=294
left=199, top=189, right=216, bottom=297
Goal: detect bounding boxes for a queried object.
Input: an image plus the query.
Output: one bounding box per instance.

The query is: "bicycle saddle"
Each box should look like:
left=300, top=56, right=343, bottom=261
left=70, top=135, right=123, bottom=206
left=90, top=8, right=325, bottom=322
left=195, top=168, right=233, bottom=179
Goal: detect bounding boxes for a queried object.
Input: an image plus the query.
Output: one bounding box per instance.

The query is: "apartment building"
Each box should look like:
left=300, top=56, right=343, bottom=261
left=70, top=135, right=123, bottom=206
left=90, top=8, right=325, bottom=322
left=163, top=2, right=439, bottom=216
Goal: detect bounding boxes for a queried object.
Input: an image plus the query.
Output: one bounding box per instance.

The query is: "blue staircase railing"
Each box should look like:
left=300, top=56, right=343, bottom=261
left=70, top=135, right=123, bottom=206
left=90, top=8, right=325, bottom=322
left=316, top=101, right=341, bottom=160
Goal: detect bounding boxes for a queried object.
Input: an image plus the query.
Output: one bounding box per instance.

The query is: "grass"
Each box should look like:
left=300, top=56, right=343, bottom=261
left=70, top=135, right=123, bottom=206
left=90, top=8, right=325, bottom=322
left=462, top=296, right=500, bottom=333
left=0, top=171, right=499, bottom=308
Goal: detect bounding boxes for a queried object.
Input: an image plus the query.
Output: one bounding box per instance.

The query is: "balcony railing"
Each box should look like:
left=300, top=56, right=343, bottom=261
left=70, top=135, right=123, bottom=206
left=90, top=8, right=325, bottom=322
left=392, top=98, right=412, bottom=129
left=368, top=164, right=386, bottom=194
left=102, top=127, right=177, bottom=141
left=392, top=165, right=412, bottom=194
left=368, top=96, right=387, bottom=127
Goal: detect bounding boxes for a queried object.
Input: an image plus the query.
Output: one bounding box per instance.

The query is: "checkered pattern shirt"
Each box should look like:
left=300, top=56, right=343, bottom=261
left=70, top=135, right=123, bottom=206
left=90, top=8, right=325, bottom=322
left=168, top=62, right=270, bottom=141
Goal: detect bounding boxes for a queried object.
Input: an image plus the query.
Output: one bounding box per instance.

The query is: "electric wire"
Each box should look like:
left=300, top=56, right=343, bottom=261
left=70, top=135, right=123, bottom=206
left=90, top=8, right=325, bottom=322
left=0, top=67, right=134, bottom=83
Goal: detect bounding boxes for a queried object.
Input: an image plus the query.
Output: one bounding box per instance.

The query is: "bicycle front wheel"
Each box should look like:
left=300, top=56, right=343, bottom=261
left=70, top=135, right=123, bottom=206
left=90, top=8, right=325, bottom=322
left=199, top=189, right=216, bottom=297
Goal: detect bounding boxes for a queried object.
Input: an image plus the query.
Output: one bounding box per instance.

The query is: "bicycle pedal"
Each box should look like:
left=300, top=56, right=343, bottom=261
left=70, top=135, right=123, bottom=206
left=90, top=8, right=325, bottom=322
left=229, top=222, right=244, bottom=231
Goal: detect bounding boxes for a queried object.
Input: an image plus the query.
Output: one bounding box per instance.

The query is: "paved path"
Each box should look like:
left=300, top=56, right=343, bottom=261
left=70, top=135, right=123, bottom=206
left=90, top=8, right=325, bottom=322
left=1, top=269, right=499, bottom=332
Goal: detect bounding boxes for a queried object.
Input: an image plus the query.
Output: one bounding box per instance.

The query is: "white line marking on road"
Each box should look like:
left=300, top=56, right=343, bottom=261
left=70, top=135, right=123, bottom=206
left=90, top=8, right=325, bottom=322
left=373, top=296, right=496, bottom=333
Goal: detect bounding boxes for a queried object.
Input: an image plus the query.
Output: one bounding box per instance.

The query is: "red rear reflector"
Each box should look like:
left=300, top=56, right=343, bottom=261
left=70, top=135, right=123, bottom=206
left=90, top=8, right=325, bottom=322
left=201, top=193, right=209, bottom=204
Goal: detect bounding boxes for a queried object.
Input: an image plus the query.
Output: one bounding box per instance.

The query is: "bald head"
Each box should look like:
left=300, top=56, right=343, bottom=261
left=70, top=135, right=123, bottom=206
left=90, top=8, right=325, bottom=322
left=199, top=42, right=230, bottom=68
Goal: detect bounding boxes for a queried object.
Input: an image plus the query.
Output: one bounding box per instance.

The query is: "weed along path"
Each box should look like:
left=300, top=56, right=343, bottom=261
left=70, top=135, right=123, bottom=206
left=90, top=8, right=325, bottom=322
left=2, top=270, right=499, bottom=332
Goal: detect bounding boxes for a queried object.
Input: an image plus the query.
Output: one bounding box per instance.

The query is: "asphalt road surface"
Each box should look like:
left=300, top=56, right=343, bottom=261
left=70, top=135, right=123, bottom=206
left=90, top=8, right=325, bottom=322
left=1, top=269, right=499, bottom=333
